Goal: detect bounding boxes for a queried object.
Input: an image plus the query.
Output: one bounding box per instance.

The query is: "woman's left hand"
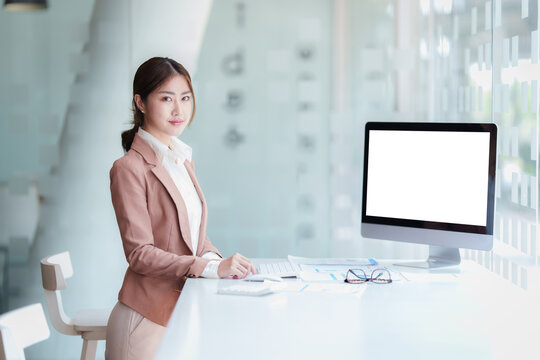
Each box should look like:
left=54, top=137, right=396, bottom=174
left=217, top=253, right=256, bottom=279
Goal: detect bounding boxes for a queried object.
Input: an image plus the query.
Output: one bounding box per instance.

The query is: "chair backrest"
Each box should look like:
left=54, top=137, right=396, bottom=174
left=41, top=252, right=73, bottom=290
left=40, top=252, right=77, bottom=335
left=0, top=303, right=50, bottom=360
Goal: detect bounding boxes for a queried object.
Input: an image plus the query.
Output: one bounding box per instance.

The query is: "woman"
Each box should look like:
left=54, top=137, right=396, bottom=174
left=106, top=57, right=255, bottom=360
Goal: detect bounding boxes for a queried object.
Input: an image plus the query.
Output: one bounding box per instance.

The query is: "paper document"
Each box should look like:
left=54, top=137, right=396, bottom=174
left=288, top=255, right=378, bottom=266
left=400, top=272, right=459, bottom=282
left=298, top=270, right=349, bottom=282
left=288, top=255, right=401, bottom=282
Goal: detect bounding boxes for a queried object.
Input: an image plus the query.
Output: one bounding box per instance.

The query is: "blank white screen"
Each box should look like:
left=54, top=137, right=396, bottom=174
left=366, top=130, right=490, bottom=226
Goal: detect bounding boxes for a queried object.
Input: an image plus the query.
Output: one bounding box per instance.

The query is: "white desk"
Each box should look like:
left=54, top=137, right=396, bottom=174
left=155, top=260, right=540, bottom=360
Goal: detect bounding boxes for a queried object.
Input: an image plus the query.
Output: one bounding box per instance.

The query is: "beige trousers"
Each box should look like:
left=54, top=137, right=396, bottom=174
left=105, top=302, right=167, bottom=360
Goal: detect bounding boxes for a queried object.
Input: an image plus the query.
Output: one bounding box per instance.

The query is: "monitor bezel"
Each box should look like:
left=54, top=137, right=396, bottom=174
left=361, top=122, right=497, bottom=236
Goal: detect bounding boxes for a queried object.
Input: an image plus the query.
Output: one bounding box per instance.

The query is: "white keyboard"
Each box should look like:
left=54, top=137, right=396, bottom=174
left=256, top=261, right=297, bottom=277
left=217, top=283, right=273, bottom=296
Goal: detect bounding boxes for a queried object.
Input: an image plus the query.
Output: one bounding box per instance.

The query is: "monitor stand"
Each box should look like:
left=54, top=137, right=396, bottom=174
left=394, top=245, right=461, bottom=269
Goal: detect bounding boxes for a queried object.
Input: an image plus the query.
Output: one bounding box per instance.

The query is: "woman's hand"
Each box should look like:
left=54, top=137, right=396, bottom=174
left=217, top=253, right=256, bottom=279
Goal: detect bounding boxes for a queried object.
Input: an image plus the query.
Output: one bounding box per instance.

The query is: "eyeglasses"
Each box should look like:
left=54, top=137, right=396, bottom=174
left=344, top=268, right=392, bottom=284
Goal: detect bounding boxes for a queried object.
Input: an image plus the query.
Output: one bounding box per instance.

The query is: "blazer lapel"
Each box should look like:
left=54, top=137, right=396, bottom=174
left=150, top=166, right=193, bottom=254
left=131, top=134, right=194, bottom=254
left=184, top=160, right=207, bottom=257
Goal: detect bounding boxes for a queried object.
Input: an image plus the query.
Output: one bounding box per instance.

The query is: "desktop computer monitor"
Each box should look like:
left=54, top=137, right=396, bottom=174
left=361, top=122, right=497, bottom=268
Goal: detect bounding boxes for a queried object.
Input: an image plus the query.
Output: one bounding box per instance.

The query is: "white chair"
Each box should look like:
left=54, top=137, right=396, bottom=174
left=0, top=303, right=50, bottom=360
left=41, top=252, right=110, bottom=360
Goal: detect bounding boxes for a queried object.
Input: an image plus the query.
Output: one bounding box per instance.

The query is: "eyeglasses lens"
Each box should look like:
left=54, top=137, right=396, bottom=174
left=347, top=269, right=367, bottom=283
left=371, top=269, right=392, bottom=283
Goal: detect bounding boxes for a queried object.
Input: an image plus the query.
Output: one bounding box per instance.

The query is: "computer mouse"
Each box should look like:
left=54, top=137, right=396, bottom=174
left=244, top=274, right=284, bottom=282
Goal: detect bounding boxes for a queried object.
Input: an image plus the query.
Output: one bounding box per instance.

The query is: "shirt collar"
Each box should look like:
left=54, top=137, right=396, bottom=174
left=170, top=134, right=193, bottom=162
left=137, top=127, right=192, bottom=163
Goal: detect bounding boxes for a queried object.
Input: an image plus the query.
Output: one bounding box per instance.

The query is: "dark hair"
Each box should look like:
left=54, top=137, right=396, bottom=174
left=121, top=57, right=196, bottom=152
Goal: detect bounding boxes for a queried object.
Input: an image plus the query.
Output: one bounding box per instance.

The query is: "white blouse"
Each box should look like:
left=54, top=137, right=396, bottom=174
left=137, top=128, right=221, bottom=278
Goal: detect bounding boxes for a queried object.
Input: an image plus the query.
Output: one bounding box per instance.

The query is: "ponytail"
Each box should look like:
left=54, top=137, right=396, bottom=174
left=121, top=126, right=138, bottom=152
left=121, top=98, right=144, bottom=152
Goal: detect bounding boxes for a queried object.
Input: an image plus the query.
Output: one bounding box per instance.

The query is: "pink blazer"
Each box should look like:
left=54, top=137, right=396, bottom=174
left=110, top=133, right=221, bottom=326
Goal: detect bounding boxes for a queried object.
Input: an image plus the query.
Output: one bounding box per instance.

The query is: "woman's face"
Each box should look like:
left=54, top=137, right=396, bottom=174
left=135, top=74, right=192, bottom=145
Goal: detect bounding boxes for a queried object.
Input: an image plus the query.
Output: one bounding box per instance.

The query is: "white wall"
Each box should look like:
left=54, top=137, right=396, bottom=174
left=0, top=0, right=95, bottom=184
